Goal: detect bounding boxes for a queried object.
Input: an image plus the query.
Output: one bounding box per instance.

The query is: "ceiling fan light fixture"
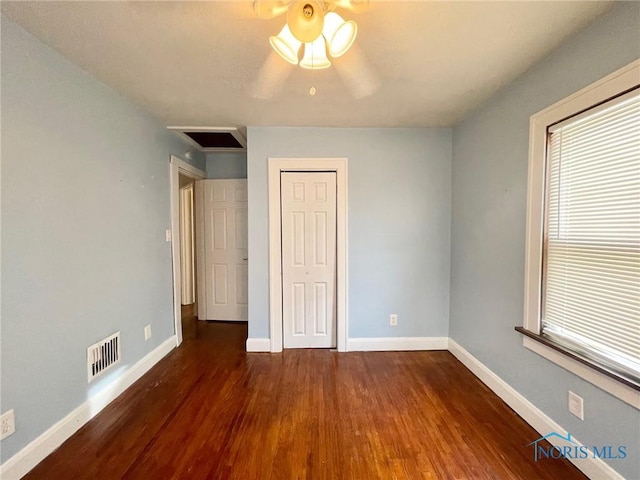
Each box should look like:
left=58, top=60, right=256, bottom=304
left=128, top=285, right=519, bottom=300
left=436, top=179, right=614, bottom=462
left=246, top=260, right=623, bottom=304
left=322, top=12, right=357, bottom=58
left=299, top=36, right=331, bottom=70
left=287, top=0, right=325, bottom=43
left=269, top=24, right=302, bottom=65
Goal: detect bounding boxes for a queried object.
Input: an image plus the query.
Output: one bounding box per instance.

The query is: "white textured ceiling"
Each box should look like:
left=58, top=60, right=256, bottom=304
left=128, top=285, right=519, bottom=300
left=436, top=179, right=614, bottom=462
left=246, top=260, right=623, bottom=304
left=2, top=1, right=613, bottom=128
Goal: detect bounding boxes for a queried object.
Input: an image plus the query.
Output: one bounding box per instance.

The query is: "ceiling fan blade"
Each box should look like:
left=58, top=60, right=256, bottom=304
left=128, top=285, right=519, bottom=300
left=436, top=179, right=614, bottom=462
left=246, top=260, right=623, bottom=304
left=332, top=45, right=380, bottom=98
left=330, top=0, right=370, bottom=13
left=253, top=0, right=290, bottom=19
left=249, top=51, right=296, bottom=100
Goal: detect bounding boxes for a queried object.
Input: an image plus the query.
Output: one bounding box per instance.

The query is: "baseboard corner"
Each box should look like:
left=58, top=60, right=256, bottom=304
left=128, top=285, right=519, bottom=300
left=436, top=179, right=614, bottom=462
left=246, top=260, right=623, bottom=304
left=246, top=338, right=271, bottom=352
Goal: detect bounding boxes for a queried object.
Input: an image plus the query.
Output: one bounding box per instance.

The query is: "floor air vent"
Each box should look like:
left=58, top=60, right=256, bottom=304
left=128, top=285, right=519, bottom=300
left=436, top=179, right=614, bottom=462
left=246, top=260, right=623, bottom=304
left=87, top=332, right=121, bottom=382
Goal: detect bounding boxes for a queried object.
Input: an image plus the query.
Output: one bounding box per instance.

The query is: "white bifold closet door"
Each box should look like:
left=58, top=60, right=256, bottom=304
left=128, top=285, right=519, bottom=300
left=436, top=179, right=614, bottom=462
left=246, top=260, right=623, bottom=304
left=281, top=172, right=337, bottom=348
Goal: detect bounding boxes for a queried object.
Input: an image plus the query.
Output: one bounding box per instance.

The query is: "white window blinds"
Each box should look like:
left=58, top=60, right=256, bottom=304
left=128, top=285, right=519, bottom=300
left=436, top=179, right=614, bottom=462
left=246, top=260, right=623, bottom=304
left=542, top=88, right=640, bottom=381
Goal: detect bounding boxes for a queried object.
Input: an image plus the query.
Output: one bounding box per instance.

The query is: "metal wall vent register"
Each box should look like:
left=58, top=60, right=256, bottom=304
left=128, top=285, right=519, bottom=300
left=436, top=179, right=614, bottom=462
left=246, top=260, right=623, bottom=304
left=87, top=332, right=121, bottom=382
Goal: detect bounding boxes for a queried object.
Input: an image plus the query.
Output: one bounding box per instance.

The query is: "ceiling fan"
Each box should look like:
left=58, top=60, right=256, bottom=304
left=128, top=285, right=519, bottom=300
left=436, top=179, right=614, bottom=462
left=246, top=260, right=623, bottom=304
left=250, top=0, right=378, bottom=98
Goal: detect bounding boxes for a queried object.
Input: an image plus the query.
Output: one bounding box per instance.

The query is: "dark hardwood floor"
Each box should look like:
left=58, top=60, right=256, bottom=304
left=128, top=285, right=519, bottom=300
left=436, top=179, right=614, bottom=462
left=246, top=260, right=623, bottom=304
left=25, top=306, right=585, bottom=479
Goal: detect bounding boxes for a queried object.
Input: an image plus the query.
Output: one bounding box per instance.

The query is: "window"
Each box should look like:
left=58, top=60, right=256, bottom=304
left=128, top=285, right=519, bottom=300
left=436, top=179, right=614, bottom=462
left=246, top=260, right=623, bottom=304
left=544, top=90, right=640, bottom=379
left=521, top=60, right=640, bottom=408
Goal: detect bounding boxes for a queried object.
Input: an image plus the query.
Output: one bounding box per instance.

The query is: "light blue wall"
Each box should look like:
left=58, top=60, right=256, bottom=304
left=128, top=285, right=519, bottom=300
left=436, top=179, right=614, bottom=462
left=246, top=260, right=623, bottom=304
left=206, top=152, right=247, bottom=179
left=247, top=127, right=452, bottom=340
left=3, top=1, right=637, bottom=473
left=0, top=15, right=204, bottom=462
left=449, top=3, right=640, bottom=478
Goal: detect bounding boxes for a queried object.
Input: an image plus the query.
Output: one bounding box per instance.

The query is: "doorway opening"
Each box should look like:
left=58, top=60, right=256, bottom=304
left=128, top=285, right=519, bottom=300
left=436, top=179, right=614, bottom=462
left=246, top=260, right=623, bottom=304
left=170, top=155, right=206, bottom=347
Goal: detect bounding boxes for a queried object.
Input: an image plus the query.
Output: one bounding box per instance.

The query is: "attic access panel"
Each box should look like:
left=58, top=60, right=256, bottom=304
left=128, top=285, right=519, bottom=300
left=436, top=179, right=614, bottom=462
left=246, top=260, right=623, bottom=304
left=168, top=127, right=247, bottom=152
left=184, top=131, right=243, bottom=149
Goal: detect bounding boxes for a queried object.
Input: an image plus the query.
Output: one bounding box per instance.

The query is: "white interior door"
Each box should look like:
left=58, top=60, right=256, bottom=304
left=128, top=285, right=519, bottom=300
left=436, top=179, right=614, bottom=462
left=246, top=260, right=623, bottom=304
left=196, top=179, right=248, bottom=321
left=281, top=172, right=337, bottom=348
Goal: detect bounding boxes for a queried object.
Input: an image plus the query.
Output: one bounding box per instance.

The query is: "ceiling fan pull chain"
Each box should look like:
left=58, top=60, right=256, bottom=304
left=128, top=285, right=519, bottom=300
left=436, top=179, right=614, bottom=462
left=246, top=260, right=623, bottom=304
left=310, top=41, right=317, bottom=95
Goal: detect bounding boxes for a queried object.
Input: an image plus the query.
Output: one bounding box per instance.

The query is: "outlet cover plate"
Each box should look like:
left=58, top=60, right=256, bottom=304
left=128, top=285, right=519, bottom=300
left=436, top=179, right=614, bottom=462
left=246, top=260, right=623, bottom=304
left=1, top=409, right=16, bottom=440
left=144, top=324, right=152, bottom=341
left=568, top=391, right=584, bottom=420
left=390, top=314, right=398, bottom=326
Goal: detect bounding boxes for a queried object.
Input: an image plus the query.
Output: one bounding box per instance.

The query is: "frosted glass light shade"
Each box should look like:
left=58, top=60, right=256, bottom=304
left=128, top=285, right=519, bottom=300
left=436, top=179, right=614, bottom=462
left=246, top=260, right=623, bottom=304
left=269, top=25, right=302, bottom=65
left=287, top=0, right=324, bottom=43
left=299, top=36, right=331, bottom=69
left=322, top=12, right=357, bottom=58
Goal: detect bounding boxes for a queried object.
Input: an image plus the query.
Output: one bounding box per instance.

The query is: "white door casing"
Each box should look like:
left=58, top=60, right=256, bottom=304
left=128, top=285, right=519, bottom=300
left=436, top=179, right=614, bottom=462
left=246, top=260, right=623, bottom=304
left=267, top=158, right=348, bottom=353
left=281, top=172, right=337, bottom=348
left=170, top=155, right=206, bottom=347
left=196, top=179, right=248, bottom=321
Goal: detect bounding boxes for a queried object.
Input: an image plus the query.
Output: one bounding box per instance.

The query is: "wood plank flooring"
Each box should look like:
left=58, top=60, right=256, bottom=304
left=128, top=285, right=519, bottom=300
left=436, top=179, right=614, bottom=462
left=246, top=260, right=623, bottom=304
left=24, top=306, right=586, bottom=479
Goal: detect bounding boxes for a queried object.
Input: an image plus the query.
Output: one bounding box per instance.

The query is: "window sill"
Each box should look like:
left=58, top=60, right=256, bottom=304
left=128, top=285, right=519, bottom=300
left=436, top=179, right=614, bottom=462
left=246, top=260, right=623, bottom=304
left=515, top=327, right=640, bottom=410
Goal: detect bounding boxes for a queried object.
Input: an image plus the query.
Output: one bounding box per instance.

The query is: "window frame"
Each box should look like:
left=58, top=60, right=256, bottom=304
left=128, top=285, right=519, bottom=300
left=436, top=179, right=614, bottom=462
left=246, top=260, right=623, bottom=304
left=521, top=59, right=640, bottom=410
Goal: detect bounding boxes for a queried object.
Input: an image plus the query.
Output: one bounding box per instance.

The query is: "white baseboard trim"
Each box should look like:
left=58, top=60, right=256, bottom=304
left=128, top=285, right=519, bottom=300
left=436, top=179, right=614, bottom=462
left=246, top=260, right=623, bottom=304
left=1, top=334, right=624, bottom=480
left=0, top=336, right=177, bottom=480
left=448, top=339, right=623, bottom=480
left=246, top=338, right=271, bottom=352
left=348, top=337, right=448, bottom=352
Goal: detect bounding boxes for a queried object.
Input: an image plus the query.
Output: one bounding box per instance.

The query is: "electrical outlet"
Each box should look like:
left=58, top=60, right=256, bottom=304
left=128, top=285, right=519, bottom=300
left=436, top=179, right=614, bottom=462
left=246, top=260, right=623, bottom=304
left=144, top=324, right=152, bottom=341
left=1, top=409, right=15, bottom=440
left=390, top=314, right=398, bottom=326
left=568, top=391, right=584, bottom=420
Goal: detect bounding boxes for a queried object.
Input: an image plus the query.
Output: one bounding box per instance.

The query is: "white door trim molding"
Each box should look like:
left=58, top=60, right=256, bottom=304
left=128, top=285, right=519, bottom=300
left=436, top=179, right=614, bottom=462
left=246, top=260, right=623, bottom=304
left=268, top=158, right=348, bottom=352
left=170, top=155, right=206, bottom=347
left=170, top=155, right=207, bottom=178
